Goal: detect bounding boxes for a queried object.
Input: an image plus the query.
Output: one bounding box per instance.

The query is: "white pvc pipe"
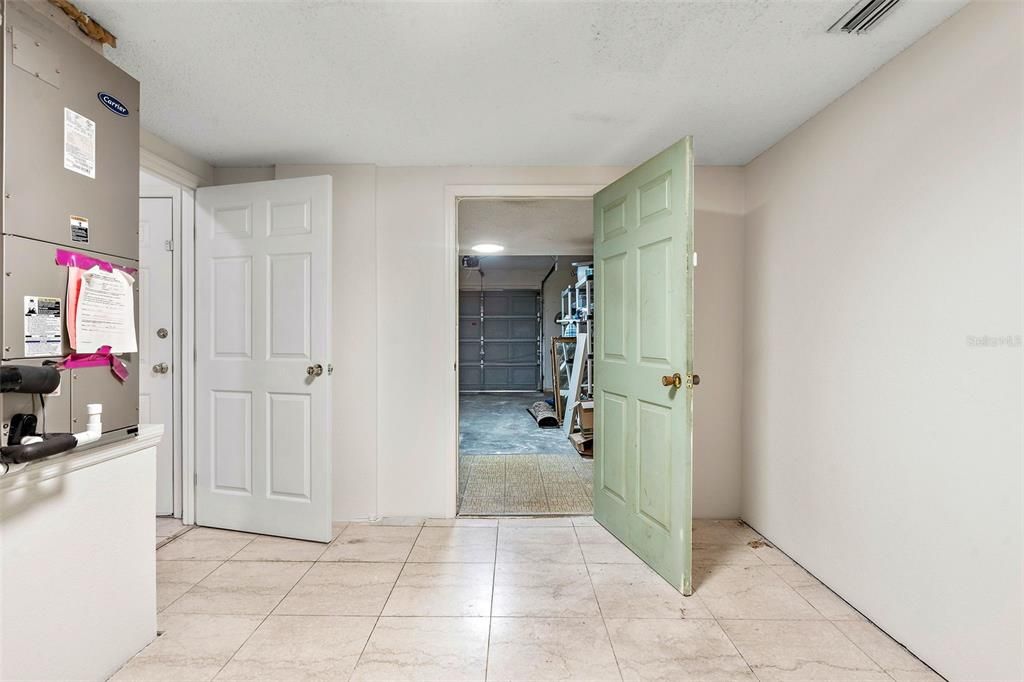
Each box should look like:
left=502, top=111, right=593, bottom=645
left=73, top=403, right=103, bottom=446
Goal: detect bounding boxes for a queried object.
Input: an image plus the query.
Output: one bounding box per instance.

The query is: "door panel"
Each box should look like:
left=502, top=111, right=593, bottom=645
left=195, top=176, right=332, bottom=542
left=139, top=197, right=175, bottom=515
left=593, top=137, right=695, bottom=594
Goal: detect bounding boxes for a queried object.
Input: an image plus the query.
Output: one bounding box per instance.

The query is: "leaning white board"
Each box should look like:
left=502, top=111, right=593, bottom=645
left=563, top=332, right=588, bottom=436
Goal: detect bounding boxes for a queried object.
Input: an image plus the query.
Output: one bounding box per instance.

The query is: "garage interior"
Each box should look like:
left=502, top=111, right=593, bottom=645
left=457, top=198, right=596, bottom=515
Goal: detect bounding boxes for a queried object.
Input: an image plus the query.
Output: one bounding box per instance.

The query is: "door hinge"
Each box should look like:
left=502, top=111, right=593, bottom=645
left=165, top=240, right=174, bottom=252
left=193, top=472, right=197, bottom=487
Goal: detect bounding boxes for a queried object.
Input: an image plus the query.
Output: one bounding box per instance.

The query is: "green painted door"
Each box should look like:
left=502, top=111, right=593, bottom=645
left=593, top=137, right=695, bottom=594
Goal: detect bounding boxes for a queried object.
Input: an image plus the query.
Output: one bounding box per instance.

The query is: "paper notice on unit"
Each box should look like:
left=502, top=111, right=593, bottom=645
left=75, top=266, right=137, bottom=353
left=63, top=108, right=96, bottom=179
left=24, top=296, right=62, bottom=357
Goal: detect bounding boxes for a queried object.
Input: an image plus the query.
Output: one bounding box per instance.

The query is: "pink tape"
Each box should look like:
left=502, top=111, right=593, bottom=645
left=55, top=249, right=137, bottom=275
left=60, top=345, right=130, bottom=382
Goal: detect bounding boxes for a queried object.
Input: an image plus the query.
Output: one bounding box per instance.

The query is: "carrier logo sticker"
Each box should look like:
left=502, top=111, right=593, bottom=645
left=97, top=92, right=129, bottom=117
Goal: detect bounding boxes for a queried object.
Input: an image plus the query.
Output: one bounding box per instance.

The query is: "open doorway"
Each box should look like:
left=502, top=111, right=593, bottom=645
left=455, top=197, right=596, bottom=515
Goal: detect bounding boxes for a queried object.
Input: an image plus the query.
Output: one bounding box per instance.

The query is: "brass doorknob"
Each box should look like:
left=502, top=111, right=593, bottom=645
left=662, top=373, right=700, bottom=389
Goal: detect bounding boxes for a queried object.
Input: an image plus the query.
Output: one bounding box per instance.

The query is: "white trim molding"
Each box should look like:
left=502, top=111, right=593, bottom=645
left=139, top=155, right=199, bottom=525
left=442, top=184, right=604, bottom=517
left=140, top=148, right=205, bottom=190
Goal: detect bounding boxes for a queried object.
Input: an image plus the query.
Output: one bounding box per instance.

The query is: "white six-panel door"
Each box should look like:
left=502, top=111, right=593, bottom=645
left=139, top=197, right=175, bottom=516
left=195, top=176, right=333, bottom=542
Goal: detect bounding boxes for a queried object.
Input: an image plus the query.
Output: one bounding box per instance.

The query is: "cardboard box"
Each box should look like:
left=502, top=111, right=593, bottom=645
left=579, top=400, right=594, bottom=432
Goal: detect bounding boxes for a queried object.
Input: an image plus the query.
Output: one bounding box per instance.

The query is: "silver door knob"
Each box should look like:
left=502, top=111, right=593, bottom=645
left=306, top=363, right=324, bottom=377
left=156, top=328, right=168, bottom=339
left=152, top=362, right=169, bottom=374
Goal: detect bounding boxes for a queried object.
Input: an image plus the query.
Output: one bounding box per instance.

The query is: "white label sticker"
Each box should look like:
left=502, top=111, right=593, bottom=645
left=24, top=296, right=62, bottom=357
left=63, top=108, right=96, bottom=179
left=70, top=215, right=90, bottom=243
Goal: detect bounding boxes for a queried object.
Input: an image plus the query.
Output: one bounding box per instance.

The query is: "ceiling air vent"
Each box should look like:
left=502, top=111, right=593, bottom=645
left=828, top=0, right=902, bottom=34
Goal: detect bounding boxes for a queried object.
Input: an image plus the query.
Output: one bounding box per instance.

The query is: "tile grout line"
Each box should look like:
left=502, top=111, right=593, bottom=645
left=209, top=543, right=319, bottom=680
left=154, top=528, right=257, bottom=614
left=572, top=522, right=625, bottom=681
left=346, top=522, right=425, bottom=682
left=742, top=523, right=908, bottom=679
left=155, top=558, right=225, bottom=616
left=483, top=521, right=500, bottom=680
left=699, top=521, right=896, bottom=681
left=695, top=523, right=763, bottom=681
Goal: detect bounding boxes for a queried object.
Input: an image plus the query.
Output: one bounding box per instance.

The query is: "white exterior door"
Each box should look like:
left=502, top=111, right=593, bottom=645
left=195, top=176, right=333, bottom=542
left=139, top=197, right=175, bottom=516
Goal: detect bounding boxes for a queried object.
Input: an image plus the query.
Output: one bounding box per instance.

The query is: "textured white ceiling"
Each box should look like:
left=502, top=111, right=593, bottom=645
left=459, top=198, right=593, bottom=256
left=86, top=0, right=967, bottom=166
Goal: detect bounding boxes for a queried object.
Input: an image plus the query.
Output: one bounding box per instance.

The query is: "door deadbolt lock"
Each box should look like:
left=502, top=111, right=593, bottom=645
left=306, top=363, right=324, bottom=377
left=152, top=362, right=169, bottom=374
left=156, top=327, right=168, bottom=339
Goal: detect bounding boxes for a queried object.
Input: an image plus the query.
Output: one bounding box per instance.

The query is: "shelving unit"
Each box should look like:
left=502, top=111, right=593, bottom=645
left=558, top=263, right=594, bottom=399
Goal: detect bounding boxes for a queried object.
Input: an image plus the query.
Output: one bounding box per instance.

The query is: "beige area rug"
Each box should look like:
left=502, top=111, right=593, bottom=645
left=458, top=453, right=594, bottom=515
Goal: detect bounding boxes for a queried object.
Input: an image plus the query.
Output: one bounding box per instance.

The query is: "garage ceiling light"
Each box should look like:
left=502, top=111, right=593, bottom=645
left=471, top=243, right=504, bottom=253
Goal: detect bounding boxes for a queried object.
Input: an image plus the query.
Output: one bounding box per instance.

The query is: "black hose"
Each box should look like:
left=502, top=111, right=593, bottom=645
left=1, top=366, right=61, bottom=394
left=0, top=434, right=77, bottom=464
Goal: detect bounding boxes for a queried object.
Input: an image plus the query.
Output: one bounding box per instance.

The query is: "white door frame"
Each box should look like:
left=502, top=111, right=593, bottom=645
left=443, top=184, right=604, bottom=517
left=140, top=151, right=200, bottom=524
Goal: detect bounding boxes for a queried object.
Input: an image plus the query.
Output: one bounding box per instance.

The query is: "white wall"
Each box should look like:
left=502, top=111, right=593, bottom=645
left=694, top=167, right=745, bottom=519
left=740, top=2, right=1022, bottom=680
left=374, top=166, right=625, bottom=516
left=212, top=166, right=275, bottom=185
left=140, top=129, right=213, bottom=186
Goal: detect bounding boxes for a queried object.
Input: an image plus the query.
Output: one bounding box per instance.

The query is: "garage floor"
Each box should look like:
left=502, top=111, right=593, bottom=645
left=459, top=393, right=577, bottom=455
left=459, top=393, right=591, bottom=515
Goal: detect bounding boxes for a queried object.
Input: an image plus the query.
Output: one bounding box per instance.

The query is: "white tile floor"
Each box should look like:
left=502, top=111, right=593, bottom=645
left=115, top=517, right=942, bottom=681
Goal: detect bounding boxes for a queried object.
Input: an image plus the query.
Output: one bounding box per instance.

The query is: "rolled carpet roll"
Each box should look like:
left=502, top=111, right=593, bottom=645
left=527, top=401, right=560, bottom=428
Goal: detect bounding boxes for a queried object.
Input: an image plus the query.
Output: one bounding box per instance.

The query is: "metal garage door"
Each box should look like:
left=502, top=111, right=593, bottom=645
left=459, top=289, right=541, bottom=391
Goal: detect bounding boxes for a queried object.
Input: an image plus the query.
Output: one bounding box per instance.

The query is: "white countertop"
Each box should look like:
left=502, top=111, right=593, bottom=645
left=0, top=423, right=164, bottom=493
